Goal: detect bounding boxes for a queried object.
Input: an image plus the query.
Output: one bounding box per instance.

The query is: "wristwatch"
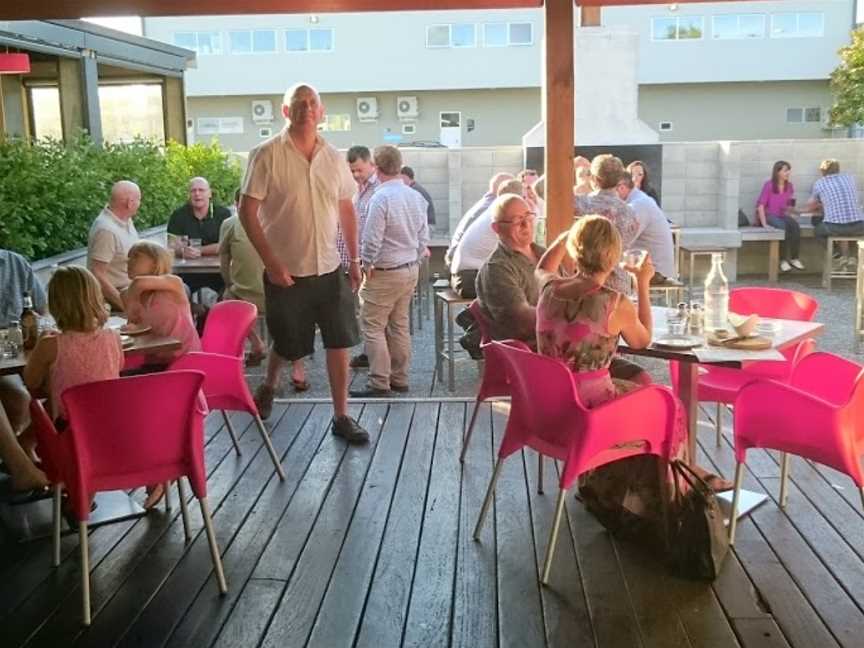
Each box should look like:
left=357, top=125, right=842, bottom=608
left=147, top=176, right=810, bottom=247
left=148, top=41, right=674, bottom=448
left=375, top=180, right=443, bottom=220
left=350, top=258, right=361, bottom=264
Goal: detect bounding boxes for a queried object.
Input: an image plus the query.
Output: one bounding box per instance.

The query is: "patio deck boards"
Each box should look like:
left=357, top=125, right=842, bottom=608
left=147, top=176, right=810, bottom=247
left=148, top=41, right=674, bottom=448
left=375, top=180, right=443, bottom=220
left=2, top=401, right=864, bottom=648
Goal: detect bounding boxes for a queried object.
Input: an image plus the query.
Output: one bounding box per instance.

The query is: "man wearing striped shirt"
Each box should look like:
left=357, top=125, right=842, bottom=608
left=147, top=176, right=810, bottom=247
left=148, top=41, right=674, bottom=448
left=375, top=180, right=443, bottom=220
left=805, top=159, right=864, bottom=268
left=351, top=145, right=430, bottom=397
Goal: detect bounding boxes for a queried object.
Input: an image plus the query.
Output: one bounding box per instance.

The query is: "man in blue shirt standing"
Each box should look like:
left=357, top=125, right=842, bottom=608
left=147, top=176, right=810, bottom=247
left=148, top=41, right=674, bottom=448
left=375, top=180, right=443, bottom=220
left=352, top=147, right=429, bottom=397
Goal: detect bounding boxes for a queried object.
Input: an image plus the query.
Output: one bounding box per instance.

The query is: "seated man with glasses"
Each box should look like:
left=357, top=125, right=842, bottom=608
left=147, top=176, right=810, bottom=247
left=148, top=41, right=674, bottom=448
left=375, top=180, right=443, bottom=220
left=449, top=179, right=524, bottom=299
left=475, top=194, right=543, bottom=347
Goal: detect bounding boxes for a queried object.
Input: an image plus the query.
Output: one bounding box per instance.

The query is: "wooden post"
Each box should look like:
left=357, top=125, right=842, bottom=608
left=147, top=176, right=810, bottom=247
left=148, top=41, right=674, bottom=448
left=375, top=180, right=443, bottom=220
left=544, top=0, right=575, bottom=244
left=162, top=76, right=187, bottom=144
left=581, top=7, right=602, bottom=27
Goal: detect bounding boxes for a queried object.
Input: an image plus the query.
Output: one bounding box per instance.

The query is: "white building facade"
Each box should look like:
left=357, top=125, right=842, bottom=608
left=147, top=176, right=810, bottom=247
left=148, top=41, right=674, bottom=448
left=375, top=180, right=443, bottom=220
left=142, top=0, right=856, bottom=153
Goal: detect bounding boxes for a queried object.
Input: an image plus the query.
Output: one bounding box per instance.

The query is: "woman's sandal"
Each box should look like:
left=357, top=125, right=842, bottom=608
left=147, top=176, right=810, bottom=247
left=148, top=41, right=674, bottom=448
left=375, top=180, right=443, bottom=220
left=292, top=378, right=311, bottom=392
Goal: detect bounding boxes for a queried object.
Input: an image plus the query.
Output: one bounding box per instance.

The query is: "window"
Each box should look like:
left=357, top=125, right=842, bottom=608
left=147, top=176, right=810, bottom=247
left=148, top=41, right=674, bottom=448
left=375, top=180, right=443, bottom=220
left=712, top=14, right=765, bottom=39
left=509, top=22, right=533, bottom=46
left=651, top=16, right=703, bottom=41
left=99, top=84, right=165, bottom=143
left=259, top=127, right=272, bottom=138
left=229, top=31, right=252, bottom=54
left=29, top=86, right=63, bottom=140
left=427, top=25, right=450, bottom=48
left=452, top=24, right=476, bottom=48
left=402, top=123, right=416, bottom=135
left=771, top=13, right=824, bottom=38
left=484, top=23, right=507, bottom=47
left=285, top=29, right=307, bottom=51
left=318, top=114, right=351, bottom=132
left=309, top=28, right=334, bottom=51
left=173, top=31, right=222, bottom=55
left=253, top=29, right=277, bottom=52
left=786, top=108, right=804, bottom=123
left=659, top=121, right=674, bottom=132
left=805, top=107, right=822, bottom=123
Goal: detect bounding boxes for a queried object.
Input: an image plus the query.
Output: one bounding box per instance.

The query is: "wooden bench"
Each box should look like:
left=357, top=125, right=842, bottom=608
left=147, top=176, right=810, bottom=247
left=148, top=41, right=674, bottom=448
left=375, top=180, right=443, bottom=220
left=739, top=226, right=786, bottom=281
left=434, top=284, right=473, bottom=392
left=648, top=278, right=686, bottom=307
left=679, top=244, right=730, bottom=297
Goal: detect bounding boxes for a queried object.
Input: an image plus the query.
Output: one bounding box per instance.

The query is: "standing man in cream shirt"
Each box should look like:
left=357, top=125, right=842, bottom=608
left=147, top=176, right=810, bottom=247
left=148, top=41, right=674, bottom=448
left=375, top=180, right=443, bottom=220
left=240, top=83, right=368, bottom=445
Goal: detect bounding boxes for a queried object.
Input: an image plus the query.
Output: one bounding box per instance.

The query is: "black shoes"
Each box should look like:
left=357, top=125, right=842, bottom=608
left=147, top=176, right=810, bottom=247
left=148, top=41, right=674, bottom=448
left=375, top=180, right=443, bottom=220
left=331, top=416, right=369, bottom=445
left=349, top=386, right=392, bottom=398
left=349, top=353, right=369, bottom=368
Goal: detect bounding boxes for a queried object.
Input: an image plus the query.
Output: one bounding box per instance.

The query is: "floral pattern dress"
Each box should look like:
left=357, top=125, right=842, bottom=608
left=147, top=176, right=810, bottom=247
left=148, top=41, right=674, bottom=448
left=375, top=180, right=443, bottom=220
left=536, top=277, right=686, bottom=547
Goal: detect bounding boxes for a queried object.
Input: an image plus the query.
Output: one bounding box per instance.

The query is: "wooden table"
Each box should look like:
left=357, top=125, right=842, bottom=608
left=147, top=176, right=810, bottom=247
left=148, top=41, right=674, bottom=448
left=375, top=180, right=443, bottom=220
left=0, top=327, right=182, bottom=376
left=619, top=307, right=823, bottom=520
left=172, top=255, right=221, bottom=275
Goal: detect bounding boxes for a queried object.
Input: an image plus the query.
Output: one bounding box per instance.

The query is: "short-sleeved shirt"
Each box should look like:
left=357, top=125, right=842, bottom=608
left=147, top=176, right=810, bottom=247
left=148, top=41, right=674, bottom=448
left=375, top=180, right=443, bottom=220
left=87, top=207, right=139, bottom=290
left=167, top=202, right=232, bottom=246
left=573, top=190, right=639, bottom=293
left=0, top=249, right=48, bottom=328
left=475, top=241, right=545, bottom=343
left=810, top=173, right=864, bottom=224
left=241, top=128, right=356, bottom=277
left=219, top=216, right=265, bottom=311
left=756, top=180, right=795, bottom=218
left=446, top=191, right=496, bottom=266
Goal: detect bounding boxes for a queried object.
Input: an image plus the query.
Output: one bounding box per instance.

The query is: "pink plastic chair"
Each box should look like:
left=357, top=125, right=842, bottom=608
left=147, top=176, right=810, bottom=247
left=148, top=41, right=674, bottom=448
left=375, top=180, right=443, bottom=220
left=672, top=287, right=819, bottom=445
left=57, top=371, right=227, bottom=625
left=202, top=300, right=257, bottom=356
left=29, top=399, right=71, bottom=568
left=473, top=341, right=679, bottom=585
left=460, top=301, right=518, bottom=462
left=728, top=352, right=864, bottom=544
left=173, top=300, right=286, bottom=481
left=170, top=351, right=285, bottom=480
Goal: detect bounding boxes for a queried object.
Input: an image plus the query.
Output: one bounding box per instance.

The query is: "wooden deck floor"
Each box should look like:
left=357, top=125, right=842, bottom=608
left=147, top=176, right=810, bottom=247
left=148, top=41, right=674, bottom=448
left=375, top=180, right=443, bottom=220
left=3, top=401, right=864, bottom=648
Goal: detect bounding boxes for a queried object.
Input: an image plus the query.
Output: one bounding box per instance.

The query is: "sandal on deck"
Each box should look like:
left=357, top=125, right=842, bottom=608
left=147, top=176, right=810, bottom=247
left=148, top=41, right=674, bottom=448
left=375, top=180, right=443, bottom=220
left=291, top=378, right=311, bottom=392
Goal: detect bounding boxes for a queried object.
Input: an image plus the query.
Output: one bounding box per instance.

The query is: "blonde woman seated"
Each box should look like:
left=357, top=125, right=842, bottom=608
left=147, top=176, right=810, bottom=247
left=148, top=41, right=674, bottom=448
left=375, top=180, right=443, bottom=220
left=535, top=215, right=732, bottom=493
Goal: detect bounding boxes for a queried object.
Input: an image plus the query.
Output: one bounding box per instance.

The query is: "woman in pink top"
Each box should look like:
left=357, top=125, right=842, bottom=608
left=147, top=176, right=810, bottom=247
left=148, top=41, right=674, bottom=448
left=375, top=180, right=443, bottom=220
left=24, top=266, right=123, bottom=423
left=756, top=160, right=802, bottom=273
left=123, top=241, right=201, bottom=369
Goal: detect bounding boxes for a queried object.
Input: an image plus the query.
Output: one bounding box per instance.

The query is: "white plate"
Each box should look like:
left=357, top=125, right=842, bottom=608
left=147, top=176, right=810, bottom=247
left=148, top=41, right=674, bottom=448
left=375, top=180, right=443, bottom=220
left=654, top=335, right=704, bottom=350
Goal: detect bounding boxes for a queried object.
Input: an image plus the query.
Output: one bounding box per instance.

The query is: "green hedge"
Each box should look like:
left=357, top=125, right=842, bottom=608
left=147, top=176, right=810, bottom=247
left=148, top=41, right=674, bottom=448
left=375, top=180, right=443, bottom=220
left=0, top=135, right=243, bottom=260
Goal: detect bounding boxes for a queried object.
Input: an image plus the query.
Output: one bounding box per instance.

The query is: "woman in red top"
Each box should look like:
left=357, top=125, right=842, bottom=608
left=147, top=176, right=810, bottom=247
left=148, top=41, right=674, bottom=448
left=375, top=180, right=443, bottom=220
left=756, top=160, right=803, bottom=273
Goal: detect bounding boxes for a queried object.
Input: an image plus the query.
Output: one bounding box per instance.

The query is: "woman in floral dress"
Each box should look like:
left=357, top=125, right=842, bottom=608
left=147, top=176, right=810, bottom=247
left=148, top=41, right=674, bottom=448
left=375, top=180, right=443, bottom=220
left=534, top=215, right=728, bottom=540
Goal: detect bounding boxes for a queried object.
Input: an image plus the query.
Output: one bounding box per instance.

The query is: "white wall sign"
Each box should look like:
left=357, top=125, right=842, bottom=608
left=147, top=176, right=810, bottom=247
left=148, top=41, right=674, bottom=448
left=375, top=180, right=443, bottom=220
left=196, top=116, right=245, bottom=135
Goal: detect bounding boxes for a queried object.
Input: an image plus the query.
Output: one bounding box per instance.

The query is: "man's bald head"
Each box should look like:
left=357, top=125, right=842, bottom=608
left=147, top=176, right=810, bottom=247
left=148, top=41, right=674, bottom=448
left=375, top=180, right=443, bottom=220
left=282, top=83, right=324, bottom=129
left=488, top=172, right=515, bottom=195
left=109, top=181, right=141, bottom=220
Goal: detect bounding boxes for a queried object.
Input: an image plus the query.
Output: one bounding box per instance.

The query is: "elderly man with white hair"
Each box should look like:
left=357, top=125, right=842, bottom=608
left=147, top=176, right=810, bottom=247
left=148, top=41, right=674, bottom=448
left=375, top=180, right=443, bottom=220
left=87, top=180, right=141, bottom=311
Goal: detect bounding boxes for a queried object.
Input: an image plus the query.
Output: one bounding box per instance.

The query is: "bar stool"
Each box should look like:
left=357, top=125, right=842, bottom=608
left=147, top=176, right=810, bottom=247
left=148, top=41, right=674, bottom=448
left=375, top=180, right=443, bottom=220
left=823, top=235, right=864, bottom=290
left=434, top=284, right=472, bottom=392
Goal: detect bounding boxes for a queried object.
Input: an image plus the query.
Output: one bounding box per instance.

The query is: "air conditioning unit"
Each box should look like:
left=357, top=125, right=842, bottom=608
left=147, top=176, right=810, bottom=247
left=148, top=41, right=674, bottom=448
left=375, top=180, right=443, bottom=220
left=397, top=96, right=419, bottom=120
left=251, top=100, right=273, bottom=122
left=356, top=97, right=379, bottom=121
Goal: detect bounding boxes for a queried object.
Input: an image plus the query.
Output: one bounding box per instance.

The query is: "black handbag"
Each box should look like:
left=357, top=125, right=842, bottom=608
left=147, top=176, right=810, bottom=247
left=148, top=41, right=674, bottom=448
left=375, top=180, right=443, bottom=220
left=667, top=460, right=730, bottom=581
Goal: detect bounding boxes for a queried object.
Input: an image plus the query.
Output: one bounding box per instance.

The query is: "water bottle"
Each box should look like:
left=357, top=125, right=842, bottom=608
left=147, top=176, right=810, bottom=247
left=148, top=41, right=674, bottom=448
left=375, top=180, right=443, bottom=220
left=704, top=253, right=729, bottom=333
